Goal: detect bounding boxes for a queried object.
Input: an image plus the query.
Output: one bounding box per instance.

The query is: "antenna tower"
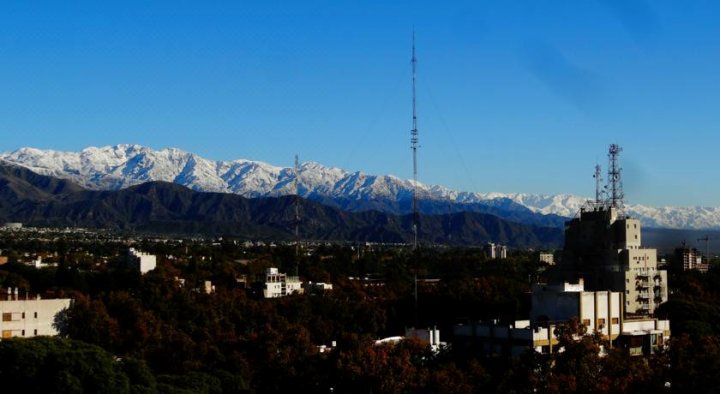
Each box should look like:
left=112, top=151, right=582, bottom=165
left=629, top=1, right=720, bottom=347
left=593, top=164, right=603, bottom=204
left=607, top=144, right=624, bottom=209
left=410, top=31, right=419, bottom=326
left=411, top=31, right=419, bottom=250
left=294, top=154, right=300, bottom=277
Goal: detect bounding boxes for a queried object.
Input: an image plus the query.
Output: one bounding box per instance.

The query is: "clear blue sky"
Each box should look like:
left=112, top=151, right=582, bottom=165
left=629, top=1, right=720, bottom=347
left=1, top=1, right=719, bottom=207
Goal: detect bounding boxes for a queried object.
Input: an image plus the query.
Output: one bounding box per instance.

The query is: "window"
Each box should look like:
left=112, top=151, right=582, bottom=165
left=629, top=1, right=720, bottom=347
left=34, top=312, right=37, bottom=318
left=2, top=330, right=12, bottom=338
left=2, top=313, right=11, bottom=322
left=33, top=329, right=37, bottom=336
left=582, top=319, right=591, bottom=326
left=598, top=318, right=606, bottom=327
left=611, top=317, right=619, bottom=324
left=21, top=330, right=25, bottom=336
left=21, top=312, right=25, bottom=319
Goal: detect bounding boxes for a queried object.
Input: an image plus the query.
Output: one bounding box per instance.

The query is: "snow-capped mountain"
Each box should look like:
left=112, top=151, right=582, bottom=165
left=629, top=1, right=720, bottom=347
left=2, top=144, right=719, bottom=229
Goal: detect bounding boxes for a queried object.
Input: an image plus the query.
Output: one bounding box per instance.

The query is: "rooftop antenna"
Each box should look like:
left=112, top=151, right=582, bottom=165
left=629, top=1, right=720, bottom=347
left=697, top=236, right=712, bottom=266
left=593, top=164, right=603, bottom=205
left=410, top=31, right=419, bottom=327
left=294, top=154, right=300, bottom=277
left=607, top=144, right=624, bottom=209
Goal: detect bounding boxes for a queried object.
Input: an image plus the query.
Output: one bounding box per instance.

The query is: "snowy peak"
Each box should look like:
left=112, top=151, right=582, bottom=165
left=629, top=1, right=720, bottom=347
left=1, top=144, right=719, bottom=230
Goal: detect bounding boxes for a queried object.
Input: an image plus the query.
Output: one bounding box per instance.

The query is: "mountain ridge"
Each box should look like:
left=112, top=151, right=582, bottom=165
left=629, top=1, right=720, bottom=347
left=2, top=144, right=718, bottom=229
left=0, top=162, right=563, bottom=248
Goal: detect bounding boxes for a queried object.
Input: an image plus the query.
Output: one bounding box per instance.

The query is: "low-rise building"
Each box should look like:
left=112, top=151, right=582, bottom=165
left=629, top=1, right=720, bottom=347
left=539, top=252, right=555, bottom=265
left=1, top=290, right=72, bottom=339
left=260, top=268, right=303, bottom=298
left=128, top=248, right=157, bottom=274
left=453, top=280, right=670, bottom=357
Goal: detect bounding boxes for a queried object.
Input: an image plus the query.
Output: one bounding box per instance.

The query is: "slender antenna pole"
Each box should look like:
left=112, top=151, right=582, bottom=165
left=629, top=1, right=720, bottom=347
left=410, top=31, right=419, bottom=327
left=411, top=31, right=419, bottom=250
left=294, top=154, right=300, bottom=277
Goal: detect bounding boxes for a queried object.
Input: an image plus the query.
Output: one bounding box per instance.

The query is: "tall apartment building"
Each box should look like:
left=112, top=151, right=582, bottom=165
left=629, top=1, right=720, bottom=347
left=484, top=243, right=508, bottom=260
left=557, top=205, right=668, bottom=315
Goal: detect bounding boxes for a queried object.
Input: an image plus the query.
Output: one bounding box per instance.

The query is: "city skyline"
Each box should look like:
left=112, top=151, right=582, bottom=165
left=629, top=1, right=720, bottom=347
left=1, top=1, right=719, bottom=207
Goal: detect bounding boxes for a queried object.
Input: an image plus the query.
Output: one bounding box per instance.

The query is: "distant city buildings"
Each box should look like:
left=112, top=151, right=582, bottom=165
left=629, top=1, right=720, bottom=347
left=538, top=252, right=555, bottom=265
left=0, top=289, right=71, bottom=340
left=484, top=243, right=508, bottom=259
left=674, top=245, right=709, bottom=273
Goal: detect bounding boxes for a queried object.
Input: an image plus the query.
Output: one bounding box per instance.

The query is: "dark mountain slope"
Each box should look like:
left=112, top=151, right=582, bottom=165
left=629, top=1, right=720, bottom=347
left=0, top=163, right=563, bottom=248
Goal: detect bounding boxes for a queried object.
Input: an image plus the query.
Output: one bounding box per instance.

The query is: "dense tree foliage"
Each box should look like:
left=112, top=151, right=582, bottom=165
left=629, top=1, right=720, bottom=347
left=0, top=233, right=716, bottom=392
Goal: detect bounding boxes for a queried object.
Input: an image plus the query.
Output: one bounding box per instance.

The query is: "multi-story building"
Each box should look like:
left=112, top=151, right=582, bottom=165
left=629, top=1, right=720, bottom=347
left=557, top=205, right=668, bottom=315
left=455, top=145, right=671, bottom=356
left=674, top=245, right=709, bottom=273
left=0, top=290, right=72, bottom=339
left=538, top=252, right=555, bottom=265
left=260, top=267, right=303, bottom=298
left=454, top=280, right=670, bottom=357
left=484, top=243, right=508, bottom=260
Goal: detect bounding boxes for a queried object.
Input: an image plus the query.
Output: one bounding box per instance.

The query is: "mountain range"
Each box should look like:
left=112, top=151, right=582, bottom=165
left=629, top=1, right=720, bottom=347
left=0, top=163, right=563, bottom=248
left=1, top=144, right=719, bottom=229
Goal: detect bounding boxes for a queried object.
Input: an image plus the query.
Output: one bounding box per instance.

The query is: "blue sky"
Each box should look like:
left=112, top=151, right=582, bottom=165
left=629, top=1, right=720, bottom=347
left=1, top=1, right=719, bottom=207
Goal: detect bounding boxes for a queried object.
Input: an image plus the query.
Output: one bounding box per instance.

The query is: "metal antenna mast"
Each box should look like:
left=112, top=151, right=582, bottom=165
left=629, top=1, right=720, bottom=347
left=593, top=164, right=603, bottom=204
left=294, top=154, right=300, bottom=277
left=411, top=31, right=419, bottom=326
left=607, top=144, right=624, bottom=209
left=698, top=235, right=712, bottom=266
left=411, top=31, right=419, bottom=250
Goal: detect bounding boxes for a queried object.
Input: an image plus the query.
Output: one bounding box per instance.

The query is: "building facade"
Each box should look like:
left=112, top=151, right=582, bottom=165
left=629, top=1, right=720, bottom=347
left=484, top=243, right=508, bottom=260
left=558, top=206, right=668, bottom=315
left=260, top=268, right=303, bottom=298
left=128, top=248, right=157, bottom=274
left=454, top=280, right=670, bottom=357
left=0, top=292, right=71, bottom=339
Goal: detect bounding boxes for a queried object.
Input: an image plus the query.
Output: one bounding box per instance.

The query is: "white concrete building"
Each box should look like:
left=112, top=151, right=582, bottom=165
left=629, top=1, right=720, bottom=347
left=260, top=268, right=304, bottom=298
left=539, top=252, right=555, bottom=265
left=1, top=291, right=71, bottom=339
left=484, top=243, right=508, bottom=259
left=454, top=280, right=670, bottom=357
left=128, top=248, right=157, bottom=274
